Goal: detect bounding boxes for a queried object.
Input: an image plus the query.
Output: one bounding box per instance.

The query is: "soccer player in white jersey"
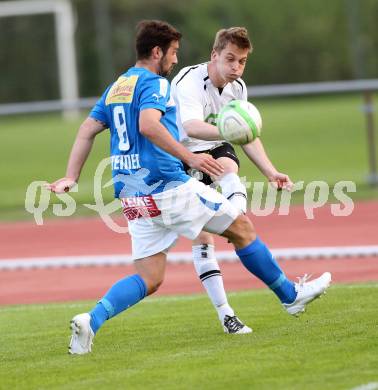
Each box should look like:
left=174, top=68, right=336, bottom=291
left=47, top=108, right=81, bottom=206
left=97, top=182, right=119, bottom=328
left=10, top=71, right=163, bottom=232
left=171, top=27, right=295, bottom=333
left=47, top=21, right=331, bottom=355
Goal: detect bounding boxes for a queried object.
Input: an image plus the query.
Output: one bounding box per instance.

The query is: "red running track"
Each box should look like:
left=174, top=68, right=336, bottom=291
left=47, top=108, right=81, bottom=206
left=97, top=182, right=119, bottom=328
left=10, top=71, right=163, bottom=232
left=0, top=201, right=377, bottom=305
left=0, top=258, right=377, bottom=305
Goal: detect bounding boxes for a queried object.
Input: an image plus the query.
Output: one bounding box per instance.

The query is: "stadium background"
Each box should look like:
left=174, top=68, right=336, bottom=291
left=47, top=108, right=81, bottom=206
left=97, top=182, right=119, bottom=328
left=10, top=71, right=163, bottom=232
left=0, top=0, right=377, bottom=102
left=0, top=1, right=377, bottom=389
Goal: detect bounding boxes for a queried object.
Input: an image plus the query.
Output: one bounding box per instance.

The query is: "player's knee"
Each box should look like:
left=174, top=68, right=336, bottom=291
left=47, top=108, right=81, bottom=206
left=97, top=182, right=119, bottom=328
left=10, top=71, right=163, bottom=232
left=193, top=230, right=214, bottom=246
left=235, top=215, right=256, bottom=240
left=145, top=275, right=164, bottom=295
left=224, top=215, right=256, bottom=246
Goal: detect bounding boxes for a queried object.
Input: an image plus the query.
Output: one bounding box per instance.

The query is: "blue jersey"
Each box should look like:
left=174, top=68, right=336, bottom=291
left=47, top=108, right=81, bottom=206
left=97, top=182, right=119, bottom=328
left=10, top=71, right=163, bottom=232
left=90, top=67, right=190, bottom=198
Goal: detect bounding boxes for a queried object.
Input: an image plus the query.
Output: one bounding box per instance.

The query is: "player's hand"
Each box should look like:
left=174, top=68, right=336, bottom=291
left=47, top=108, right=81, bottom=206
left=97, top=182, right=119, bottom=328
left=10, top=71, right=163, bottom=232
left=188, top=153, right=224, bottom=177
left=268, top=172, right=293, bottom=191
left=44, top=177, right=77, bottom=193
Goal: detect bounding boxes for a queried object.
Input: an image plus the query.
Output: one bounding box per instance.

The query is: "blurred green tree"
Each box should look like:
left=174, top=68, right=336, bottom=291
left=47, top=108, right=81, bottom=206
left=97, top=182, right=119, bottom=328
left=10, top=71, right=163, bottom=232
left=0, top=0, right=376, bottom=102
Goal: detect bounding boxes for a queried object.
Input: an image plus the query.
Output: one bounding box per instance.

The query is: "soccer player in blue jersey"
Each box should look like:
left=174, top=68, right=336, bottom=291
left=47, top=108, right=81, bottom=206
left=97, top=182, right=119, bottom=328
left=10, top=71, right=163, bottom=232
left=47, top=20, right=331, bottom=355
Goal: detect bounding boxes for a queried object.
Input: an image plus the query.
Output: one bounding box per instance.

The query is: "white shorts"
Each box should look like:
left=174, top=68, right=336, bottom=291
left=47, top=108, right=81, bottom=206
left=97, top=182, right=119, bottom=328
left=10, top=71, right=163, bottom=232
left=122, top=178, right=239, bottom=260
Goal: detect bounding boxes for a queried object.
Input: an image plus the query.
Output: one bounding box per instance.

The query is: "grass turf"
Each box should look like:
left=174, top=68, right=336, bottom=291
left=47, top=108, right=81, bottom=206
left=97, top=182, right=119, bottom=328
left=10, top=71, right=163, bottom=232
left=0, top=284, right=377, bottom=389
left=0, top=93, right=377, bottom=221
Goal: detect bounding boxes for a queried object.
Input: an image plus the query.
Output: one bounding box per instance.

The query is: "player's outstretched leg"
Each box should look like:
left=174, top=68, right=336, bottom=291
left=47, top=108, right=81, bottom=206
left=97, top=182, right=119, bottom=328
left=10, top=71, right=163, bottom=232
left=69, top=253, right=165, bottom=355
left=192, top=233, right=252, bottom=334
left=222, top=215, right=332, bottom=315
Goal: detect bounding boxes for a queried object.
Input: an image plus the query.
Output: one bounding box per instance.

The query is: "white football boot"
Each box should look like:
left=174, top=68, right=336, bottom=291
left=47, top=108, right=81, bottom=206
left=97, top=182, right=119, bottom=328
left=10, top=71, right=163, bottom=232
left=223, top=315, right=253, bottom=334
left=69, top=313, right=94, bottom=355
left=283, top=272, right=332, bottom=316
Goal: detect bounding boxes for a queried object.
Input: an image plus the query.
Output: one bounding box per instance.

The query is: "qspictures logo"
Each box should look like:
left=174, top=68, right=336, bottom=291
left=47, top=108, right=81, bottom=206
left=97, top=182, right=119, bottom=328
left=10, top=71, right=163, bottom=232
left=25, top=158, right=356, bottom=233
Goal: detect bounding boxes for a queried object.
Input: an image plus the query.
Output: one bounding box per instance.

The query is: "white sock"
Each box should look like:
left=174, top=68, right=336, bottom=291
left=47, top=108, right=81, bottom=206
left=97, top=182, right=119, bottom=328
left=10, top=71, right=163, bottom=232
left=193, top=244, right=234, bottom=322
left=218, top=173, right=247, bottom=213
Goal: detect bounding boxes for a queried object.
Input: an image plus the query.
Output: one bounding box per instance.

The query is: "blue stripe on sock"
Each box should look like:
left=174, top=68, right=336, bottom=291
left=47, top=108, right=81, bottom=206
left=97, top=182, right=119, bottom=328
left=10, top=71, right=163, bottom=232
left=90, top=302, right=108, bottom=334
left=99, top=298, right=115, bottom=319
left=89, top=274, right=147, bottom=334
left=269, top=273, right=286, bottom=290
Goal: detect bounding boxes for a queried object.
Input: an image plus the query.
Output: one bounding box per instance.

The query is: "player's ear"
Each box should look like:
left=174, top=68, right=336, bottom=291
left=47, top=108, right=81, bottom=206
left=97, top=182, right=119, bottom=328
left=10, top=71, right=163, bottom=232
left=151, top=46, right=162, bottom=60
left=211, top=49, right=217, bottom=61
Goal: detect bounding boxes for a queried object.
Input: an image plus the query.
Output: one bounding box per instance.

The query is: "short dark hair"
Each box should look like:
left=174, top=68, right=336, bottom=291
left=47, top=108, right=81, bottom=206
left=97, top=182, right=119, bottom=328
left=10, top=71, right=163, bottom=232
left=213, top=27, right=252, bottom=53
left=135, top=20, right=182, bottom=60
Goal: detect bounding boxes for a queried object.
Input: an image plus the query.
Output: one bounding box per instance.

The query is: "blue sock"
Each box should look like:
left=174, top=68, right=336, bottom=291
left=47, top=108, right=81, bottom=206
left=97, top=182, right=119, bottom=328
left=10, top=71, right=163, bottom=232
left=235, top=237, right=296, bottom=304
left=89, top=274, right=147, bottom=333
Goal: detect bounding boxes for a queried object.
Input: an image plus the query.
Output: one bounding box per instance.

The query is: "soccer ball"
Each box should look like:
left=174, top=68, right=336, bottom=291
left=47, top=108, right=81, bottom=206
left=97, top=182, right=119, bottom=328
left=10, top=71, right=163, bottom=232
left=217, top=100, right=262, bottom=145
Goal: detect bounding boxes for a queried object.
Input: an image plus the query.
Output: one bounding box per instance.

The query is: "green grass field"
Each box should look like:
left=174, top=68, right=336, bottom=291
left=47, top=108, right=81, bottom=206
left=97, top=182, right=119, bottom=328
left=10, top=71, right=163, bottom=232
left=0, top=284, right=377, bottom=389
left=1, top=94, right=377, bottom=221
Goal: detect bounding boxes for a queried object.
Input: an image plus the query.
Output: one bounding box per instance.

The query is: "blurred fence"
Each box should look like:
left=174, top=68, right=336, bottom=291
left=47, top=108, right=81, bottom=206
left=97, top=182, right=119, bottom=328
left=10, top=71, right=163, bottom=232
left=1, top=79, right=377, bottom=113
left=0, top=79, right=377, bottom=184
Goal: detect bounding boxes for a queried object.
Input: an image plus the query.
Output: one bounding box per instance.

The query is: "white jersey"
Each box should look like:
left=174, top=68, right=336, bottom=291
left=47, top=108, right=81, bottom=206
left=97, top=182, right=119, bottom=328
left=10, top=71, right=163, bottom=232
left=171, top=62, right=247, bottom=152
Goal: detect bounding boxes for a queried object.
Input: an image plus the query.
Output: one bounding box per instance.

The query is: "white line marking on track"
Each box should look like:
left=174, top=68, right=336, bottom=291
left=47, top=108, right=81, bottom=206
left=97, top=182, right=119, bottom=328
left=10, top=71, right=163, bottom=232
left=0, top=245, right=377, bottom=270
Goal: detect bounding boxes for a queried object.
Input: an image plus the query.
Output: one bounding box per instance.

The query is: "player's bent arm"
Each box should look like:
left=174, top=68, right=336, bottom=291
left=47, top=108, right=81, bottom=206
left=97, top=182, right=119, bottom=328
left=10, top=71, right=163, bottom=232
left=46, top=117, right=106, bottom=193
left=139, top=109, right=223, bottom=177
left=183, top=119, right=222, bottom=141
left=242, top=138, right=277, bottom=178
left=65, top=117, right=106, bottom=181
left=242, top=138, right=293, bottom=190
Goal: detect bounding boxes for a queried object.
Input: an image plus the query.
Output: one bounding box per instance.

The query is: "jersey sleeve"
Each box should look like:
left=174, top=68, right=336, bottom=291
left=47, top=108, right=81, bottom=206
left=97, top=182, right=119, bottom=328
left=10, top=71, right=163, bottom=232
left=139, top=75, right=170, bottom=114
left=89, top=85, right=111, bottom=127
left=172, top=75, right=205, bottom=123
